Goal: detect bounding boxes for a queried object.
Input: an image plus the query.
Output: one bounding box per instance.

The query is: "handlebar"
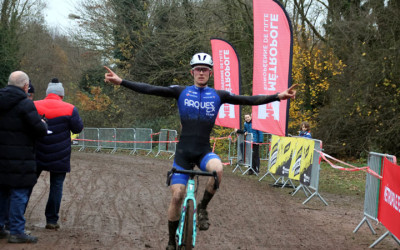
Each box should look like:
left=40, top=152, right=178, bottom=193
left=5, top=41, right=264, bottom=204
left=166, top=168, right=219, bottom=190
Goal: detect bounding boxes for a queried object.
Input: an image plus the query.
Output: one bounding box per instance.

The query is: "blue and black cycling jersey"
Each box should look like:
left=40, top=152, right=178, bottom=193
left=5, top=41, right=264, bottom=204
left=121, top=80, right=280, bottom=169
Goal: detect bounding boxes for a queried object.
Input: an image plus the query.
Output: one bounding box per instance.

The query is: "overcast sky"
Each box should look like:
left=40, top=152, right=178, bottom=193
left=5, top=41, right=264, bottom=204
left=44, top=0, right=79, bottom=29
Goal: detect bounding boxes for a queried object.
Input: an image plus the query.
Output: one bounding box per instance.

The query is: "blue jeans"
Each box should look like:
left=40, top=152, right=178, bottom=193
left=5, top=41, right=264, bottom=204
left=0, top=187, right=30, bottom=234
left=37, top=171, right=66, bottom=224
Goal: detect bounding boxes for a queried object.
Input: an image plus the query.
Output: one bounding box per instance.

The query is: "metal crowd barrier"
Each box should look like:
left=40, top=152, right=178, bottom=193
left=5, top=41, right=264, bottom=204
left=232, top=133, right=255, bottom=175
left=99, top=128, right=117, bottom=153
left=156, top=129, right=177, bottom=159
left=258, top=137, right=327, bottom=205
left=81, top=128, right=100, bottom=152
left=228, top=131, right=238, bottom=165
left=353, top=152, right=396, bottom=235
left=291, top=139, right=328, bottom=205
left=76, top=127, right=142, bottom=155
left=260, top=133, right=271, bottom=161
left=133, top=128, right=153, bottom=155
left=115, top=128, right=136, bottom=154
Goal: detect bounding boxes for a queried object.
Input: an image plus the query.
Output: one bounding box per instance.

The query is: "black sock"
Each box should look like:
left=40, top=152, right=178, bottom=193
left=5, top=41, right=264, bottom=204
left=198, top=190, right=214, bottom=210
left=168, top=220, right=179, bottom=245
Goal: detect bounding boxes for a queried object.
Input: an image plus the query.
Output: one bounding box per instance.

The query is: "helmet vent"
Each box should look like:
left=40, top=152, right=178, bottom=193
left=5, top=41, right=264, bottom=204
left=190, top=52, right=213, bottom=68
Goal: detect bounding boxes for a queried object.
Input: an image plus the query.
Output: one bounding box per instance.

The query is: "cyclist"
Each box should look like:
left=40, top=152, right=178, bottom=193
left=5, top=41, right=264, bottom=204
left=104, top=52, right=297, bottom=250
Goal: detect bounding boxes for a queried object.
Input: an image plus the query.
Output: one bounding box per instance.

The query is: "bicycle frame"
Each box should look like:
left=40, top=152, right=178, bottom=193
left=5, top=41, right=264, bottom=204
left=176, top=178, right=197, bottom=248
left=166, top=168, right=218, bottom=249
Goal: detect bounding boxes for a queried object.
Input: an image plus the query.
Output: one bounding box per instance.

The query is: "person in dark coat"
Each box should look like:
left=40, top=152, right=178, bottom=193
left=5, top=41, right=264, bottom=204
left=0, top=71, right=48, bottom=243
left=34, top=78, right=83, bottom=230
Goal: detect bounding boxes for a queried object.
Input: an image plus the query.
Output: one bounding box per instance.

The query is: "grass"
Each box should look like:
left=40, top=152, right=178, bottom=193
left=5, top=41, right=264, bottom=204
left=318, top=161, right=368, bottom=196
left=245, top=157, right=370, bottom=197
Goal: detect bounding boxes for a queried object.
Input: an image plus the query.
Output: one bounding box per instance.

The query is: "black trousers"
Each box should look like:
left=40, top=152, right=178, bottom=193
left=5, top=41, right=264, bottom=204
left=252, top=144, right=260, bottom=173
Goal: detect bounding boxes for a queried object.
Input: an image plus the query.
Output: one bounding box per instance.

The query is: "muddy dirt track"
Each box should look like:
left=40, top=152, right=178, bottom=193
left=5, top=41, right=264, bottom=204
left=0, top=151, right=398, bottom=250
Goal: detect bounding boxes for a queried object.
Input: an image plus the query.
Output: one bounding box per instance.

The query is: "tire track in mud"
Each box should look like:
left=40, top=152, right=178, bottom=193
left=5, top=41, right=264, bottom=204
left=2, top=151, right=398, bottom=250
left=110, top=158, right=171, bottom=249
left=25, top=171, right=50, bottom=220
left=61, top=153, right=171, bottom=249
left=64, top=154, right=138, bottom=248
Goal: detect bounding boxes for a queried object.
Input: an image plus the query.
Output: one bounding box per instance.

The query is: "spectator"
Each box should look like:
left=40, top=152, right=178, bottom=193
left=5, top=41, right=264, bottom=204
left=236, top=114, right=263, bottom=174
left=299, top=121, right=312, bottom=138
left=33, top=78, right=83, bottom=230
left=0, top=71, right=48, bottom=243
left=27, top=80, right=35, bottom=100
left=3, top=79, right=36, bottom=237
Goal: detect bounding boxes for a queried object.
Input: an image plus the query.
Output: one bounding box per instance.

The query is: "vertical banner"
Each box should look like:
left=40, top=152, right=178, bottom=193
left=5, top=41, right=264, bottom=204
left=211, top=38, right=241, bottom=129
left=378, top=158, right=400, bottom=239
left=252, top=0, right=293, bottom=136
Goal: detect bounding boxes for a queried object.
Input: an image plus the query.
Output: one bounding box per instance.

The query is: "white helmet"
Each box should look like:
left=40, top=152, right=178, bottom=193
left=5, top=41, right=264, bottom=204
left=190, top=53, right=213, bottom=68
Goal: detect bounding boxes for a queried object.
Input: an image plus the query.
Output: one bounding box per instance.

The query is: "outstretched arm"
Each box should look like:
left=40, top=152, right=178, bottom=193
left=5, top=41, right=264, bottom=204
left=277, top=84, right=297, bottom=100
left=219, top=84, right=298, bottom=105
left=104, top=66, right=122, bottom=85
left=103, top=66, right=182, bottom=98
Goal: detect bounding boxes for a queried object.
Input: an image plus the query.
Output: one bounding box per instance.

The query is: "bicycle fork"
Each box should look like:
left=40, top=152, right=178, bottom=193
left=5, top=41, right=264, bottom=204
left=176, top=179, right=197, bottom=248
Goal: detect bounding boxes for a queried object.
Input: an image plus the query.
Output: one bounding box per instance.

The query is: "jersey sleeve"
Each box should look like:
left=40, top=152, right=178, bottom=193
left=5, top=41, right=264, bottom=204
left=121, top=80, right=183, bottom=98
left=217, top=90, right=280, bottom=105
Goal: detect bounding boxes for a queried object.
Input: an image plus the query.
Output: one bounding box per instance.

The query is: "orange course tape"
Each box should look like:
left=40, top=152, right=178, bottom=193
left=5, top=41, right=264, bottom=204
left=315, top=149, right=382, bottom=179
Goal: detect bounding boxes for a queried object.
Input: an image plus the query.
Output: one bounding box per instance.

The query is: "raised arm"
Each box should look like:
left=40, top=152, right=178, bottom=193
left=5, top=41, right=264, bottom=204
left=104, top=66, right=122, bottom=85
left=277, top=84, right=297, bottom=100
left=220, top=84, right=298, bottom=105
left=103, top=66, right=182, bottom=98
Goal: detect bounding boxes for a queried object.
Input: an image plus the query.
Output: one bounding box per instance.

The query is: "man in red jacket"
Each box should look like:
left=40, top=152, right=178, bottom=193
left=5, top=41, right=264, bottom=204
left=34, top=78, right=83, bottom=230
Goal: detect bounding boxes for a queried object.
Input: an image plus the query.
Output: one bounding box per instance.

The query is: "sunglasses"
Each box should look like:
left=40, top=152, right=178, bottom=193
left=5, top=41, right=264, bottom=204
left=193, top=67, right=211, bottom=73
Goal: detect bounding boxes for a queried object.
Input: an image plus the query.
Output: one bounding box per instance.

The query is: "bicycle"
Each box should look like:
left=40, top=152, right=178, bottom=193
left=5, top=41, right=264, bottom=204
left=166, top=168, right=219, bottom=250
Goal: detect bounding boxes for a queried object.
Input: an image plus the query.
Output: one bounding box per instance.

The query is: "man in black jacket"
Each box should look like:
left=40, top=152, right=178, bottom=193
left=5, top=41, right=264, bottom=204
left=0, top=71, right=48, bottom=243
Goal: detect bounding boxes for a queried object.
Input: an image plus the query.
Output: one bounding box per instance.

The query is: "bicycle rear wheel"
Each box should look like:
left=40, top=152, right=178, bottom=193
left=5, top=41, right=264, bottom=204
left=178, top=200, right=194, bottom=250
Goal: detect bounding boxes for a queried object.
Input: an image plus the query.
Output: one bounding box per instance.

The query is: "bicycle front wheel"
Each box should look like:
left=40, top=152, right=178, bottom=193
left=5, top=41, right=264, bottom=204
left=179, top=200, right=194, bottom=250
